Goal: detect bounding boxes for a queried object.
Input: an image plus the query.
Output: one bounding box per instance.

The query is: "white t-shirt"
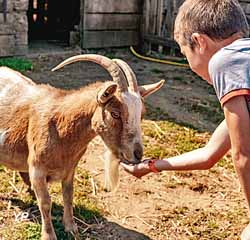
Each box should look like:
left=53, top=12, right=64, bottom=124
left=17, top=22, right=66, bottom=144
left=209, top=38, right=250, bottom=106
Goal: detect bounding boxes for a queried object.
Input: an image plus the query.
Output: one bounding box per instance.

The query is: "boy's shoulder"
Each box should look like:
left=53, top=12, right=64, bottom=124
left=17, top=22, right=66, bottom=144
left=208, top=38, right=250, bottom=104
left=209, top=38, right=250, bottom=72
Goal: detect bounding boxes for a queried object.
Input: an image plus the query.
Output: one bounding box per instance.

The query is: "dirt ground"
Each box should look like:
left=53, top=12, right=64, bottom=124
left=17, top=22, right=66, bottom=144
left=21, top=48, right=248, bottom=240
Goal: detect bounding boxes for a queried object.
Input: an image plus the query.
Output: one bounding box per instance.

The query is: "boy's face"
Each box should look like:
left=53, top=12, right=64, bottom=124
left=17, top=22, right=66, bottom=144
left=176, top=33, right=216, bottom=84
left=176, top=32, right=242, bottom=85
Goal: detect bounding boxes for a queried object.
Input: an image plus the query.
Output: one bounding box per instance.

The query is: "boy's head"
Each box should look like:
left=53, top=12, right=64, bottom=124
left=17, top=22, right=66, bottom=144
left=174, top=0, right=249, bottom=82
left=174, top=0, right=249, bottom=49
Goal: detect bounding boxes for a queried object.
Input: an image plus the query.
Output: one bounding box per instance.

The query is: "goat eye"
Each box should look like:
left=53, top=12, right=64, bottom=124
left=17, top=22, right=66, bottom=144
left=103, top=92, right=109, bottom=97
left=111, top=111, right=120, bottom=119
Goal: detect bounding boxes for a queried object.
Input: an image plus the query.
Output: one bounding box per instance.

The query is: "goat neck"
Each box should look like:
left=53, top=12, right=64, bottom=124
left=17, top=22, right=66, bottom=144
left=53, top=83, right=102, bottom=139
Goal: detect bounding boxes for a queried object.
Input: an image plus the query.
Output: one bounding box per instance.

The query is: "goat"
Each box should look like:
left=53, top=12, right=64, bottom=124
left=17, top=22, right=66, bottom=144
left=0, top=54, right=164, bottom=240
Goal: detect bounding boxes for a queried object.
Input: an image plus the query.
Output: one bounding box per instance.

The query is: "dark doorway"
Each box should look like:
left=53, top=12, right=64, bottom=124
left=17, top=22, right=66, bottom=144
left=27, top=0, right=80, bottom=44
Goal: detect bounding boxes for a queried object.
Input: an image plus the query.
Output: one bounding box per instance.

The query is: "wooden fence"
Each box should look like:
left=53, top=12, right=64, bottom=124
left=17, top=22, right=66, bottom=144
left=240, top=0, right=250, bottom=21
left=141, top=0, right=184, bottom=54
left=141, top=0, right=250, bottom=55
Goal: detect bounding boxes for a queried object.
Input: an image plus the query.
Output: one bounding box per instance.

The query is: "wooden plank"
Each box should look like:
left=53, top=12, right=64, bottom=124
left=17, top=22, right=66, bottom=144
left=143, top=34, right=179, bottom=49
left=147, top=0, right=153, bottom=34
left=85, top=13, right=140, bottom=30
left=82, top=30, right=139, bottom=48
left=246, top=15, right=250, bottom=25
left=0, top=35, right=15, bottom=56
left=0, top=23, right=14, bottom=34
left=143, top=0, right=150, bottom=35
left=140, top=0, right=151, bottom=53
left=240, top=2, right=250, bottom=14
left=164, top=0, right=184, bottom=39
left=150, top=0, right=157, bottom=35
left=0, top=12, right=14, bottom=24
left=163, top=0, right=173, bottom=38
left=85, top=0, right=141, bottom=13
left=157, top=0, right=164, bottom=52
left=0, top=0, right=13, bottom=12
left=157, top=0, right=163, bottom=36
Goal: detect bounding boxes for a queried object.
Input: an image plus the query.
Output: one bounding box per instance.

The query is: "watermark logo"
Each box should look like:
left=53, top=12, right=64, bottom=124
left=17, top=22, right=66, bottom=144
left=14, top=211, right=29, bottom=222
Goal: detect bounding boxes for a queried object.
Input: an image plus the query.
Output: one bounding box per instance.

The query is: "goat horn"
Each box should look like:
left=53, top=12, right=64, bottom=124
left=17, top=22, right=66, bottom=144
left=52, top=54, right=128, bottom=92
left=112, top=59, right=138, bottom=92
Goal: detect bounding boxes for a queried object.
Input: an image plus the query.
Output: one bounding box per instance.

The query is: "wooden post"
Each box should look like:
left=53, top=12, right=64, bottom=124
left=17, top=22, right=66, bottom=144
left=152, top=0, right=157, bottom=35
left=80, top=0, right=85, bottom=50
left=143, top=0, right=151, bottom=54
left=157, top=0, right=163, bottom=53
left=144, top=0, right=150, bottom=35
left=3, top=0, right=7, bottom=22
left=141, top=0, right=183, bottom=55
left=157, top=0, right=163, bottom=36
left=164, top=0, right=173, bottom=38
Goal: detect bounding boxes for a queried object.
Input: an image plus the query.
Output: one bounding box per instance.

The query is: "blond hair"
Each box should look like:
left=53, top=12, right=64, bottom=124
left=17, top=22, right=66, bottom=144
left=174, top=0, right=249, bottom=48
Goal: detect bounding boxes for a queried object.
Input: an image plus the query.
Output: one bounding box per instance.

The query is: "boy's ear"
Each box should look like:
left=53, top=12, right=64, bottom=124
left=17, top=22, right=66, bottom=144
left=191, top=33, right=207, bottom=54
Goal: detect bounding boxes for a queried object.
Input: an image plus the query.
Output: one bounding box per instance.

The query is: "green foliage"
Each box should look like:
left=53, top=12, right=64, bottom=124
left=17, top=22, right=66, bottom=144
left=0, top=57, right=33, bottom=71
left=0, top=223, right=41, bottom=240
left=24, top=224, right=41, bottom=240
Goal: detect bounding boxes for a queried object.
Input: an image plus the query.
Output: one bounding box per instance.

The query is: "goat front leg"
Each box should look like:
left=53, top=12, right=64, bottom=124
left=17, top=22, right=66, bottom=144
left=62, top=170, right=79, bottom=238
left=29, top=166, right=57, bottom=240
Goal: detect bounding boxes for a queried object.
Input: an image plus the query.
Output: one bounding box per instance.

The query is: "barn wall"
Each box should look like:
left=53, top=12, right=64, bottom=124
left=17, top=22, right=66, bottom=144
left=0, top=0, right=28, bottom=57
left=0, top=0, right=249, bottom=57
left=80, top=0, right=142, bottom=48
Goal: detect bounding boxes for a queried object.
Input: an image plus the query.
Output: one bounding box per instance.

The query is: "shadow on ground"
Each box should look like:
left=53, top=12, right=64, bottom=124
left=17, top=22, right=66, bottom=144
left=0, top=195, right=151, bottom=240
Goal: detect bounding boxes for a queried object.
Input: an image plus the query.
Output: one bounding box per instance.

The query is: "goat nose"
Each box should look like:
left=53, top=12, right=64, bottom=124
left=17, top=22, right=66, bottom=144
left=134, top=143, right=143, bottom=161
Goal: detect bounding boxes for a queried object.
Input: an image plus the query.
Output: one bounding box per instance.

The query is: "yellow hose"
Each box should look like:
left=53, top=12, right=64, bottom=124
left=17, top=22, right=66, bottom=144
left=130, top=46, right=189, bottom=68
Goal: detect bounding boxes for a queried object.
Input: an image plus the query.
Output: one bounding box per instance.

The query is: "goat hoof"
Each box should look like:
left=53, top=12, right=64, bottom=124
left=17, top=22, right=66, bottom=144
left=68, top=231, right=80, bottom=240
left=66, top=223, right=80, bottom=240
left=64, top=220, right=78, bottom=234
left=41, top=232, right=57, bottom=240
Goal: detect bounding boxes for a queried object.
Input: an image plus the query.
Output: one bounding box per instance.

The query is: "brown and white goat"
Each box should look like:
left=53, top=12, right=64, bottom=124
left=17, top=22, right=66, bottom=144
left=0, top=54, right=164, bottom=240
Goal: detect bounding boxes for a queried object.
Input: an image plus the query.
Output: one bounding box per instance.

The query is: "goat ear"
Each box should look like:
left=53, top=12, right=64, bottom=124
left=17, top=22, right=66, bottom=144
left=139, top=79, right=165, bottom=98
left=97, top=83, right=117, bottom=104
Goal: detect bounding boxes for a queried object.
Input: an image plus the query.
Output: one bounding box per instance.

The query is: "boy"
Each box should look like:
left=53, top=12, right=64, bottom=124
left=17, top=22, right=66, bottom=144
left=121, top=0, right=250, bottom=238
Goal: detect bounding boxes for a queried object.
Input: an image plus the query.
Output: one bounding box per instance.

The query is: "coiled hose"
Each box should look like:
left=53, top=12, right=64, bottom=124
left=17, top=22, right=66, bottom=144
left=130, top=46, right=189, bottom=68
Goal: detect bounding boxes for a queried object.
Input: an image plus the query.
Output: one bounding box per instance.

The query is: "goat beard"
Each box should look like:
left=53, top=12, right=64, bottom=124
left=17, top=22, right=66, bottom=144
left=103, top=149, right=120, bottom=192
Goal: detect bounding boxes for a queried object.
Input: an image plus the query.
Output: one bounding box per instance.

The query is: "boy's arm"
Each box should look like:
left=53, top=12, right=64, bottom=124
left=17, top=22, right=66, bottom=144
left=223, top=95, right=250, bottom=208
left=121, top=119, right=230, bottom=178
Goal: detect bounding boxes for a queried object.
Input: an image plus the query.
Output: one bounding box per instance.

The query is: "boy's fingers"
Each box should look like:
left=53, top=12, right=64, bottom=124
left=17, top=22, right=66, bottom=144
left=120, top=163, right=142, bottom=178
left=120, top=162, right=135, bottom=172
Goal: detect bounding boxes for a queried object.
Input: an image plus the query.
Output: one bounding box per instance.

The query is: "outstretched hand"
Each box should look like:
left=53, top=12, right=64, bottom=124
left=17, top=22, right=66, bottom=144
left=120, top=159, right=152, bottom=178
